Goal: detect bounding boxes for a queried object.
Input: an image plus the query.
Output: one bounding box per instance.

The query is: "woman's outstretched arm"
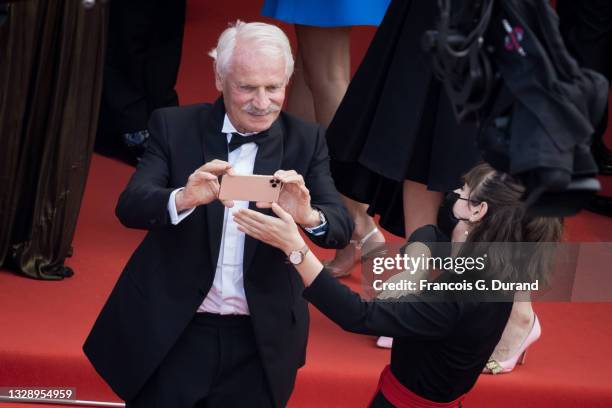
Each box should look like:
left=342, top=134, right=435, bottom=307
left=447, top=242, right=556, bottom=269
left=233, top=203, right=464, bottom=339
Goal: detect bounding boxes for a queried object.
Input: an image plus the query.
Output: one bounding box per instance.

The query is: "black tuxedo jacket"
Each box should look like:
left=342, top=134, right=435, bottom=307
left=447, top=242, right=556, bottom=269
left=83, top=98, right=353, bottom=407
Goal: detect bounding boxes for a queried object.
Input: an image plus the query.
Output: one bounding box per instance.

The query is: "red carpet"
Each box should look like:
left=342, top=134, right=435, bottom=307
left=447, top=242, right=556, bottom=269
left=1, top=154, right=612, bottom=408
left=2, top=0, right=612, bottom=407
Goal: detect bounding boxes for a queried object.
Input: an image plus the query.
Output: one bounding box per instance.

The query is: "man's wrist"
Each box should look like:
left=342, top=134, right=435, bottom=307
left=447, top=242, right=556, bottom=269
left=175, top=189, right=193, bottom=213
left=300, top=208, right=320, bottom=228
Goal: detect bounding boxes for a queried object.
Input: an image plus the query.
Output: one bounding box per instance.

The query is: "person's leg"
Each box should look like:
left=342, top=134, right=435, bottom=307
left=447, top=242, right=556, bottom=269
left=285, top=50, right=316, bottom=122
left=128, top=314, right=273, bottom=408
left=558, top=0, right=612, bottom=215
left=102, top=0, right=154, bottom=134
left=146, top=0, right=186, bottom=112
left=558, top=0, right=612, bottom=174
left=294, top=25, right=351, bottom=127
left=402, top=180, right=443, bottom=238
left=96, top=0, right=155, bottom=165
left=206, top=318, right=274, bottom=408
left=324, top=194, right=385, bottom=277
left=342, top=194, right=381, bottom=242
left=127, top=315, right=218, bottom=408
left=296, top=24, right=385, bottom=276
left=486, top=300, right=538, bottom=370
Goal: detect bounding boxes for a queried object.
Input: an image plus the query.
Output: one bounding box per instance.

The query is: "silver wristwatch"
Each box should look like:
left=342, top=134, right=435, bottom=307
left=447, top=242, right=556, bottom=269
left=288, top=245, right=310, bottom=265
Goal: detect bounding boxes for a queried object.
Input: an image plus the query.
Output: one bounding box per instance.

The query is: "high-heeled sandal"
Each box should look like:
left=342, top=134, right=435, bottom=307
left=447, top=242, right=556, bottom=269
left=482, top=314, right=541, bottom=374
left=324, top=227, right=387, bottom=278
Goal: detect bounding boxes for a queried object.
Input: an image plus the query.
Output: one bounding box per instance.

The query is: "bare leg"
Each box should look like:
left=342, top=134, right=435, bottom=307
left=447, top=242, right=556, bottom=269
left=341, top=194, right=377, bottom=239
left=326, top=175, right=444, bottom=277
left=325, top=194, right=385, bottom=276
left=402, top=180, right=443, bottom=237
left=295, top=25, right=383, bottom=275
left=295, top=25, right=351, bottom=127
left=285, top=50, right=316, bottom=122
left=489, top=300, right=535, bottom=362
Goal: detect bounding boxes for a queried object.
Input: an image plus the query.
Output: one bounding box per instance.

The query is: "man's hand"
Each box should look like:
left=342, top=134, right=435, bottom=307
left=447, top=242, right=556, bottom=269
left=175, top=160, right=234, bottom=212
left=256, top=170, right=319, bottom=227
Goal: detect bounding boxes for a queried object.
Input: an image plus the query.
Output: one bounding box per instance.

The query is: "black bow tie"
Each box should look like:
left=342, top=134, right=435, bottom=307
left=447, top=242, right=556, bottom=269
left=228, top=131, right=271, bottom=152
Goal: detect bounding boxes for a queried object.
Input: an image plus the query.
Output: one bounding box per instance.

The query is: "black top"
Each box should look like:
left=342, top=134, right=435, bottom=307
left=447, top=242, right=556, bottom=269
left=302, top=226, right=512, bottom=403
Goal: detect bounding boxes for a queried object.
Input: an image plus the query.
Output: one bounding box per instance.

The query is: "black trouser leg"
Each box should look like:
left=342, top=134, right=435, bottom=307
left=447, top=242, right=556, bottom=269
left=127, top=314, right=274, bottom=408
left=558, top=0, right=612, bottom=217
left=99, top=0, right=153, bottom=140
left=96, top=0, right=185, bottom=154
left=145, top=0, right=186, bottom=113
left=558, top=0, right=612, bottom=173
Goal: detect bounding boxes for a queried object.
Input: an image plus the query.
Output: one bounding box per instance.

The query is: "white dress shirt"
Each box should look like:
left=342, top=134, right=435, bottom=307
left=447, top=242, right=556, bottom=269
left=167, top=115, right=257, bottom=315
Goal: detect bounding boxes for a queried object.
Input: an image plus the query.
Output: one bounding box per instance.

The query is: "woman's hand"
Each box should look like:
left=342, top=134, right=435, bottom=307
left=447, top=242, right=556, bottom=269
left=234, top=202, right=324, bottom=286
left=233, top=203, right=306, bottom=255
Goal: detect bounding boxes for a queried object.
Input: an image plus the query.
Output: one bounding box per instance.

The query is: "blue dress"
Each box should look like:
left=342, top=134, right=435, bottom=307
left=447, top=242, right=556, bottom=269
left=261, top=0, right=391, bottom=27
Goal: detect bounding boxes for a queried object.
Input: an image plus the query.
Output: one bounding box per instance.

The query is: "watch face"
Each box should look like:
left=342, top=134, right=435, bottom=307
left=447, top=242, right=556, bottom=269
left=289, top=251, right=302, bottom=265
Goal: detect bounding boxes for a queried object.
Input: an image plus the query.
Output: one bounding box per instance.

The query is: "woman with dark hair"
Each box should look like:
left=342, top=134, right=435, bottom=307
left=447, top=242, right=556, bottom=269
left=233, top=163, right=563, bottom=407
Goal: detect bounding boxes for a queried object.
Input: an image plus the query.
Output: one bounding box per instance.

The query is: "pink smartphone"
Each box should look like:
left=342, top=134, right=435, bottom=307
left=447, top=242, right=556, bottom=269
left=218, top=174, right=282, bottom=202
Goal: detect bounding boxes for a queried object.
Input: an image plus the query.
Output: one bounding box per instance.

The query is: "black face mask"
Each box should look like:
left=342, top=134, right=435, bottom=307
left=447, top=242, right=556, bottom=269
left=437, top=192, right=470, bottom=239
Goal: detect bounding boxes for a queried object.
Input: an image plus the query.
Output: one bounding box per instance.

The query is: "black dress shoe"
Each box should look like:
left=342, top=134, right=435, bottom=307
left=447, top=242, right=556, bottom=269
left=586, top=195, right=612, bottom=217
left=120, top=130, right=150, bottom=166
left=97, top=130, right=150, bottom=166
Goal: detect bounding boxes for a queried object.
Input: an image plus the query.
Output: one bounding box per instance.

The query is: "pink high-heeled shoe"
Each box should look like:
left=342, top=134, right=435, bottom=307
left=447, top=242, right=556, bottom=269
left=483, top=314, right=541, bottom=374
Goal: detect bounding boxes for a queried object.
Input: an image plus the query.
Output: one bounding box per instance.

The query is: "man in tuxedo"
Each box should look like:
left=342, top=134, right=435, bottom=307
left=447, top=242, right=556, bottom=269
left=83, top=21, right=353, bottom=407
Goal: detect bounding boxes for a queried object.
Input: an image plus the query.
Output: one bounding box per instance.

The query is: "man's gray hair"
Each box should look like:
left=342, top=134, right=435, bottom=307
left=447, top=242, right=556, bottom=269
left=209, top=21, right=294, bottom=81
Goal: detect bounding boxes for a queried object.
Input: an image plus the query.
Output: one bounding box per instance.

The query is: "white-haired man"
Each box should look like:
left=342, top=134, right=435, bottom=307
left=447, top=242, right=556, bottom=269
left=83, top=21, right=353, bottom=407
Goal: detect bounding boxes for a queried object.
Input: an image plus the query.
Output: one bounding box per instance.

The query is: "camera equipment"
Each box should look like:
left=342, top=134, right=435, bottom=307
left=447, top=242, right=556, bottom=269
left=424, top=0, right=609, bottom=216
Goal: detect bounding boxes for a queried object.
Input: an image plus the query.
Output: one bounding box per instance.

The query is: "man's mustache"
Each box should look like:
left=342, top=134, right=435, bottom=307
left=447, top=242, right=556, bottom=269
left=242, top=103, right=281, bottom=116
